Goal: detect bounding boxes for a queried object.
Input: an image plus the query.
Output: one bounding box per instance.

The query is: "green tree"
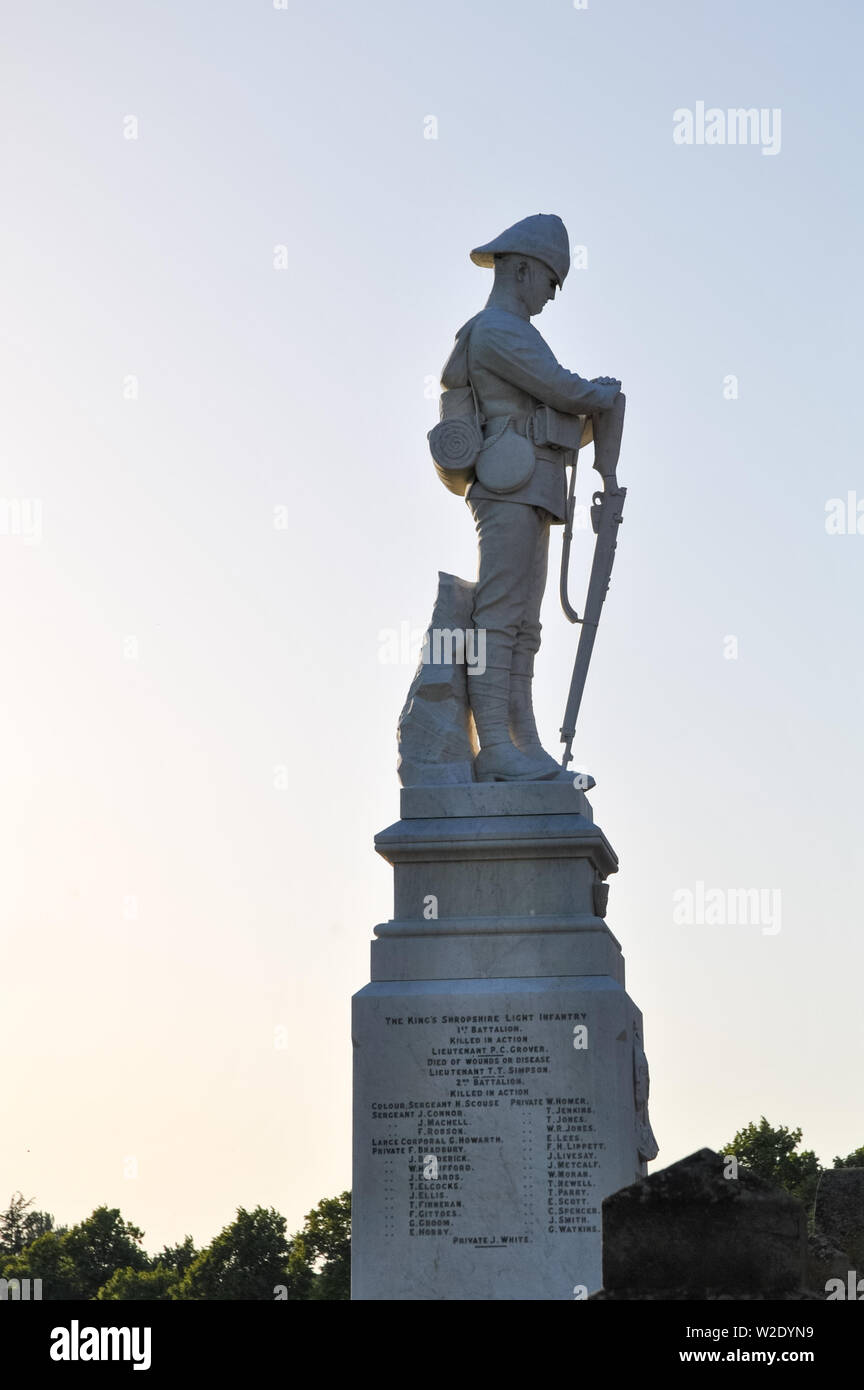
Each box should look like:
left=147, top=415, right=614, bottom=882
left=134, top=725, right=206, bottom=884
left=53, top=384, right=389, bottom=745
left=721, top=1117, right=822, bottom=1208
left=0, top=1231, right=82, bottom=1299
left=0, top=1193, right=57, bottom=1256
left=2, top=1191, right=353, bottom=1301
left=833, top=1146, right=864, bottom=1169
left=24, top=1208, right=60, bottom=1243
left=0, top=1193, right=33, bottom=1255
left=174, top=1206, right=308, bottom=1301
left=156, top=1235, right=197, bottom=1275
left=293, top=1191, right=351, bottom=1301
left=61, top=1207, right=149, bottom=1300
left=97, top=1266, right=179, bottom=1301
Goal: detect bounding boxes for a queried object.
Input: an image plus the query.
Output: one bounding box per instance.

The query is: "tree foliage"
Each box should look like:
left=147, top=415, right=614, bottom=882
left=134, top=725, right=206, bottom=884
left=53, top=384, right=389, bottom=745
left=1, top=1202, right=148, bottom=1300
left=0, top=1191, right=351, bottom=1300
left=296, top=1191, right=351, bottom=1300
left=833, top=1145, right=864, bottom=1169
left=0, top=1231, right=81, bottom=1299
left=62, top=1207, right=149, bottom=1300
left=720, top=1116, right=822, bottom=1207
left=97, top=1266, right=180, bottom=1301
left=0, top=1193, right=59, bottom=1256
left=155, top=1234, right=198, bottom=1275
left=174, top=1206, right=308, bottom=1301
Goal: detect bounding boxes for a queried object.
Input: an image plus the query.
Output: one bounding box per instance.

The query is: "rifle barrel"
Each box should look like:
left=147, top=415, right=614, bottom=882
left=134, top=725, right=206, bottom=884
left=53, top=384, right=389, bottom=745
left=559, top=486, right=626, bottom=766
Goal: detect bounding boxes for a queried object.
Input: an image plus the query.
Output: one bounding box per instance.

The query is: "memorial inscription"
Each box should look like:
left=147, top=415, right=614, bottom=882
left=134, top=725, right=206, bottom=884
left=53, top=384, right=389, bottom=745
left=369, top=1012, right=600, bottom=1242
left=352, top=977, right=643, bottom=1298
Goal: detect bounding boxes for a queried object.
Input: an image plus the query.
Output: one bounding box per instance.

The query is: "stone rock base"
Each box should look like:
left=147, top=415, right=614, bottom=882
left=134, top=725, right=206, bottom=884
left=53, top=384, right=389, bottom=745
left=396, top=571, right=478, bottom=786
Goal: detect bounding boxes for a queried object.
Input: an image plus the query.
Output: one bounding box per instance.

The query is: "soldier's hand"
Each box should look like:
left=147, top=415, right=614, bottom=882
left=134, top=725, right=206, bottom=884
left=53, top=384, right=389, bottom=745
left=591, top=376, right=621, bottom=389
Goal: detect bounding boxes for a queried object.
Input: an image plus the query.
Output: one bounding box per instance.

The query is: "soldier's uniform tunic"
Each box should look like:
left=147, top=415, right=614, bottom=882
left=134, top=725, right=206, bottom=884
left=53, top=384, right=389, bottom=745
left=441, top=305, right=617, bottom=680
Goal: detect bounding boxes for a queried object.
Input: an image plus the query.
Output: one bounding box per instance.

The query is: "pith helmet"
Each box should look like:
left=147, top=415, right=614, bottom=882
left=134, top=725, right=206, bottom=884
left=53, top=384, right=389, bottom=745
left=470, top=213, right=570, bottom=288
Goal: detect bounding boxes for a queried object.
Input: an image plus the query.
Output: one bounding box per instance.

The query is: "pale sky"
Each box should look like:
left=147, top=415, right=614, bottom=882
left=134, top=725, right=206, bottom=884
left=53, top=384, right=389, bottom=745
left=1, top=0, right=862, bottom=1253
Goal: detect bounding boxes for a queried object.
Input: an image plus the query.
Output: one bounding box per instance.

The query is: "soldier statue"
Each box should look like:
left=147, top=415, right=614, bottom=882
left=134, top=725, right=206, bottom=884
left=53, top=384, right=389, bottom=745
left=434, top=213, right=623, bottom=783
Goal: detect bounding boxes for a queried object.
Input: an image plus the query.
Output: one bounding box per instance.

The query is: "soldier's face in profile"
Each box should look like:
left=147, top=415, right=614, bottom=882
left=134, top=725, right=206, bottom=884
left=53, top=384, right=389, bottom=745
left=521, top=257, right=558, bottom=316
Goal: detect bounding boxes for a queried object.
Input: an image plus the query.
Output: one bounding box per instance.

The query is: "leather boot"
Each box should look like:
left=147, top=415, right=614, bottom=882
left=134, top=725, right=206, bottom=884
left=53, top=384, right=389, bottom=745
left=468, top=665, right=563, bottom=782
left=508, top=659, right=596, bottom=788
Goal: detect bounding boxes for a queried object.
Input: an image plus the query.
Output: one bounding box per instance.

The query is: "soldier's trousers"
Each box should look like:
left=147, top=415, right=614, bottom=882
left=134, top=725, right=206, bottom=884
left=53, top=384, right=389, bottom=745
left=467, top=497, right=552, bottom=676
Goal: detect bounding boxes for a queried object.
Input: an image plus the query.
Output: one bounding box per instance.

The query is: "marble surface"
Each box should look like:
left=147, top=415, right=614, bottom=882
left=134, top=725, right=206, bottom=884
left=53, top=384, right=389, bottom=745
left=352, top=798, right=657, bottom=1299
left=397, top=572, right=478, bottom=787
left=352, top=975, right=648, bottom=1300
left=400, top=780, right=594, bottom=821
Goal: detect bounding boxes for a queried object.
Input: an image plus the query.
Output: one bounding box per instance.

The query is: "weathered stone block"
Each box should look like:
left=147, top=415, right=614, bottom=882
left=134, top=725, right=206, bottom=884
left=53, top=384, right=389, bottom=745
left=814, top=1169, right=864, bottom=1269
left=597, top=1148, right=807, bottom=1298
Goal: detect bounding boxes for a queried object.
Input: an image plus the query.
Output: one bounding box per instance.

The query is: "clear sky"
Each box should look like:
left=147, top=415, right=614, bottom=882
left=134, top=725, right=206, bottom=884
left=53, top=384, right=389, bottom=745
left=1, top=0, right=862, bottom=1252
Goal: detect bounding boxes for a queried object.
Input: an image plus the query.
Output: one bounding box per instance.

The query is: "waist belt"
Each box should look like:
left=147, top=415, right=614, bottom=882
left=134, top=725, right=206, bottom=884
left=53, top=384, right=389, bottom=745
left=483, top=414, right=573, bottom=466
left=484, top=412, right=531, bottom=436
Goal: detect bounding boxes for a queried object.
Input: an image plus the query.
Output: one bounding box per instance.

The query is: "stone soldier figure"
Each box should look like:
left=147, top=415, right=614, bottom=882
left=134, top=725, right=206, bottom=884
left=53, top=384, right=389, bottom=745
left=438, top=214, right=622, bottom=781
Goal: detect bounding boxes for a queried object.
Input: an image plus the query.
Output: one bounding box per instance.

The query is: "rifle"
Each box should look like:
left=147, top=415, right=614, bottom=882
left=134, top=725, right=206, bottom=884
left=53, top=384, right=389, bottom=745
left=559, top=392, right=627, bottom=769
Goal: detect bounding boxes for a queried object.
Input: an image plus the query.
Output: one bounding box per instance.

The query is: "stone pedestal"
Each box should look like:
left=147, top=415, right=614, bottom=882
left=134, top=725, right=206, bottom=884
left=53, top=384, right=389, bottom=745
left=351, top=782, right=657, bottom=1301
